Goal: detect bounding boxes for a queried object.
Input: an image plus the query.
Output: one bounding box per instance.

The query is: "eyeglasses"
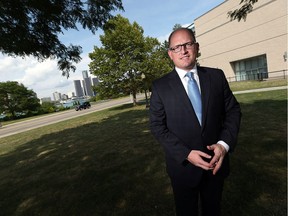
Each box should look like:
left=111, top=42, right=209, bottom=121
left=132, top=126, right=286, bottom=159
left=169, top=41, right=196, bottom=53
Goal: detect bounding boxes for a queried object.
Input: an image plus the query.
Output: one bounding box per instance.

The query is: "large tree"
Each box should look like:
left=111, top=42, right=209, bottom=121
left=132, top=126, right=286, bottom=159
left=0, top=81, right=40, bottom=119
left=89, top=15, right=171, bottom=105
left=141, top=40, right=172, bottom=89
left=0, top=0, right=123, bottom=77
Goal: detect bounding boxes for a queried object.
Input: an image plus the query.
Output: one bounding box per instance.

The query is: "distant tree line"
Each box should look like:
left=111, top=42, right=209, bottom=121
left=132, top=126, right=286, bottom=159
left=0, top=81, right=69, bottom=121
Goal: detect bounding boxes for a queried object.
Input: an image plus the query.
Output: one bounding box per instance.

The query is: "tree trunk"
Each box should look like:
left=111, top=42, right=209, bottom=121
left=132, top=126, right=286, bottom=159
left=132, top=91, right=137, bottom=106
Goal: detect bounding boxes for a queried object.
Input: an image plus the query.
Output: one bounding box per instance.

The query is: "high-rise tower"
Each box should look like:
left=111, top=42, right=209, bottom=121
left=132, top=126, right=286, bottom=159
left=82, top=70, right=89, bottom=79
left=73, top=80, right=84, bottom=97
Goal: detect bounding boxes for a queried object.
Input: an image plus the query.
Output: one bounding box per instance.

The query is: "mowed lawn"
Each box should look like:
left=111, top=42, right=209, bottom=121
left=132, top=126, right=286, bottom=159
left=0, top=89, right=286, bottom=216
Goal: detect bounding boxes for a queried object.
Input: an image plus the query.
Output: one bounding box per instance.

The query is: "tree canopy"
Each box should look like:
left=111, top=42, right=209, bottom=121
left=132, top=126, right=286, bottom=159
left=0, top=0, right=124, bottom=77
left=89, top=15, right=171, bottom=105
left=0, top=81, right=40, bottom=119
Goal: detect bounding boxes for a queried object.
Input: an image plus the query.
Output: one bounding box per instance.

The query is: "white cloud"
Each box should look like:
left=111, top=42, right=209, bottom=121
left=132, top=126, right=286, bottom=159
left=20, top=59, right=57, bottom=86
left=0, top=53, right=92, bottom=99
left=157, top=33, right=169, bottom=44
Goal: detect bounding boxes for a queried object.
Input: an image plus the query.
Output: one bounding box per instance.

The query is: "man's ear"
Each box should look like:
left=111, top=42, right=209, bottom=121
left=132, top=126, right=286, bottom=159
left=168, top=50, right=173, bottom=60
left=195, top=42, right=200, bottom=52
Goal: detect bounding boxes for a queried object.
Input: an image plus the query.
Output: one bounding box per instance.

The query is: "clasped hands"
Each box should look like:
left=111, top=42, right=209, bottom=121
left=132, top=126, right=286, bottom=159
left=187, top=144, right=227, bottom=175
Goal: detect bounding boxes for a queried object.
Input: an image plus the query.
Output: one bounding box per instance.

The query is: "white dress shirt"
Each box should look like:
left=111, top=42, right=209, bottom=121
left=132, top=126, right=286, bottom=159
left=175, top=65, right=201, bottom=94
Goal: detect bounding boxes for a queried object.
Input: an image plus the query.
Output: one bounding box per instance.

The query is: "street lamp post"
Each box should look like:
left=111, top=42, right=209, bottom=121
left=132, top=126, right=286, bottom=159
left=141, top=73, right=149, bottom=108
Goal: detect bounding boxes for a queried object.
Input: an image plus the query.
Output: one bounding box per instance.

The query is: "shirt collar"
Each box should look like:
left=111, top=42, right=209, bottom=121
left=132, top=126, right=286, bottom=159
left=175, top=65, right=198, bottom=79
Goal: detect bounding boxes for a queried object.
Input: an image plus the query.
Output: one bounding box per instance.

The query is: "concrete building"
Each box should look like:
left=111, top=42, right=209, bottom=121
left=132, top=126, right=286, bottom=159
left=82, top=70, right=89, bottom=79
left=53, top=91, right=61, bottom=101
left=73, top=71, right=99, bottom=97
left=61, top=94, right=68, bottom=100
left=81, top=70, right=93, bottom=97
left=194, top=0, right=287, bottom=81
left=67, top=92, right=75, bottom=98
left=83, top=77, right=94, bottom=97
left=73, top=80, right=84, bottom=97
left=40, top=97, right=52, bottom=104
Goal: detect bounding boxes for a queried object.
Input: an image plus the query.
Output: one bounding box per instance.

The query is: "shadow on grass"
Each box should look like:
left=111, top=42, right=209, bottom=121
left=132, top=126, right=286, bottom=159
left=222, top=97, right=287, bottom=216
left=0, top=95, right=286, bottom=216
left=0, top=106, right=174, bottom=216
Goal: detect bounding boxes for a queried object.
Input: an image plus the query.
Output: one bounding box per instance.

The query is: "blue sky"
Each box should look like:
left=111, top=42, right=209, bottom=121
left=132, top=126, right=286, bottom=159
left=0, top=0, right=224, bottom=99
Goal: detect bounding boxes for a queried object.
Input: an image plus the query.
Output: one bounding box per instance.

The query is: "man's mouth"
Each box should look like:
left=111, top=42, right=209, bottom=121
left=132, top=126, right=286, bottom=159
left=181, top=55, right=190, bottom=59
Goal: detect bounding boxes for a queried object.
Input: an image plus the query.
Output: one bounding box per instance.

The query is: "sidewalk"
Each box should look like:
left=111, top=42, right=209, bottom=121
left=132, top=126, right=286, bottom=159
left=233, top=86, right=287, bottom=94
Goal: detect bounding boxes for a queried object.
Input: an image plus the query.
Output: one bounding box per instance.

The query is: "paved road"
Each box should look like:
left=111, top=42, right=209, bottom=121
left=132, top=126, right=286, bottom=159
left=0, top=95, right=144, bottom=139
left=233, top=86, right=287, bottom=94
left=0, top=86, right=286, bottom=139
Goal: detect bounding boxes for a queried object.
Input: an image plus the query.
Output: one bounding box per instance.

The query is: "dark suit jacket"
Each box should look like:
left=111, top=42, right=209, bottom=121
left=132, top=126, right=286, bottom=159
left=150, top=66, right=241, bottom=187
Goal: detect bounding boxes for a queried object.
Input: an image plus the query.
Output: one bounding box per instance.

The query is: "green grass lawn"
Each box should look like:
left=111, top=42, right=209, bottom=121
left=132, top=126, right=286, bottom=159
left=229, top=78, right=287, bottom=91
left=0, top=89, right=287, bottom=215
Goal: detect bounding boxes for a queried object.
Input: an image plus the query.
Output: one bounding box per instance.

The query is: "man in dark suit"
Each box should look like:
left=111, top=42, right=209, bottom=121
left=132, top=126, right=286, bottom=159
left=149, top=28, right=241, bottom=216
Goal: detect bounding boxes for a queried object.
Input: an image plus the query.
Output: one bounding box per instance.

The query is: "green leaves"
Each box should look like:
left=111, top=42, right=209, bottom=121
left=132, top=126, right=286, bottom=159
left=0, top=0, right=124, bottom=77
left=0, top=81, right=40, bottom=118
left=89, top=15, right=171, bottom=104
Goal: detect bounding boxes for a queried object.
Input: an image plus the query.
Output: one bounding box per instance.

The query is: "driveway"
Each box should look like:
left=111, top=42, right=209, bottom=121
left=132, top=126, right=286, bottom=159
left=0, top=94, right=144, bottom=138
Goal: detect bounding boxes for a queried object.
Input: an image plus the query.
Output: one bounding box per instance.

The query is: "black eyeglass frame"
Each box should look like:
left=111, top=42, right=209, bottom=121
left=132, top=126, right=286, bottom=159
left=169, top=41, right=197, bottom=53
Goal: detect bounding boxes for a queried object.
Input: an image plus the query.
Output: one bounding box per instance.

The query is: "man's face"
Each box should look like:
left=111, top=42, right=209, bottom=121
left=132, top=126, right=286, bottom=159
left=168, top=29, right=199, bottom=71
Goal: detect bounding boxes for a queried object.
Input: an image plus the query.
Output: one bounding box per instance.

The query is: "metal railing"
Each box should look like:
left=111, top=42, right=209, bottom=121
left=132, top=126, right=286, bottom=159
left=227, top=69, right=287, bottom=82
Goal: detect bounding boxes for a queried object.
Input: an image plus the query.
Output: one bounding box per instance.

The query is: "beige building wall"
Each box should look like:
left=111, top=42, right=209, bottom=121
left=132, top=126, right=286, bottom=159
left=194, top=0, right=287, bottom=80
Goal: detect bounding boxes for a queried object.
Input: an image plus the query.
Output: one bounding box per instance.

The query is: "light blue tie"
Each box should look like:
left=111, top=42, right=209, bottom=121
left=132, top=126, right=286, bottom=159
left=186, top=72, right=202, bottom=125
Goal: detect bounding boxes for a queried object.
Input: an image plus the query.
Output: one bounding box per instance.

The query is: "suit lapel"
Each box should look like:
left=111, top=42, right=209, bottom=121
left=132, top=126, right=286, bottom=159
left=198, top=66, right=211, bottom=128
left=168, top=69, right=193, bottom=111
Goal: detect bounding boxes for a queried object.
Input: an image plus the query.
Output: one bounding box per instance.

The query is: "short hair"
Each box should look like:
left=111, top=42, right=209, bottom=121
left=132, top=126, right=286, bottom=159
left=168, top=28, right=196, bottom=48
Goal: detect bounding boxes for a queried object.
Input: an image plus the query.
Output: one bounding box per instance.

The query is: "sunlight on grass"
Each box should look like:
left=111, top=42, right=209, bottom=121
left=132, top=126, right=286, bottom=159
left=229, top=79, right=287, bottom=91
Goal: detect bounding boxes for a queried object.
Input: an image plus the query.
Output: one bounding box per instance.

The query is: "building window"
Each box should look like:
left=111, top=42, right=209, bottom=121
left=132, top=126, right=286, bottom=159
left=232, top=55, right=268, bottom=81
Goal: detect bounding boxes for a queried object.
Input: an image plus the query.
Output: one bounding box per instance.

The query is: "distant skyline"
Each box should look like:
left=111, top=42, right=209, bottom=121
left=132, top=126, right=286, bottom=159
left=0, top=0, right=224, bottom=99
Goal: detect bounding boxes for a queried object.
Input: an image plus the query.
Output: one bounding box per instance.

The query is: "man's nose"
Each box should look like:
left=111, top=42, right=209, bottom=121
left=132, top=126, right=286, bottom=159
left=181, top=45, right=188, bottom=53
